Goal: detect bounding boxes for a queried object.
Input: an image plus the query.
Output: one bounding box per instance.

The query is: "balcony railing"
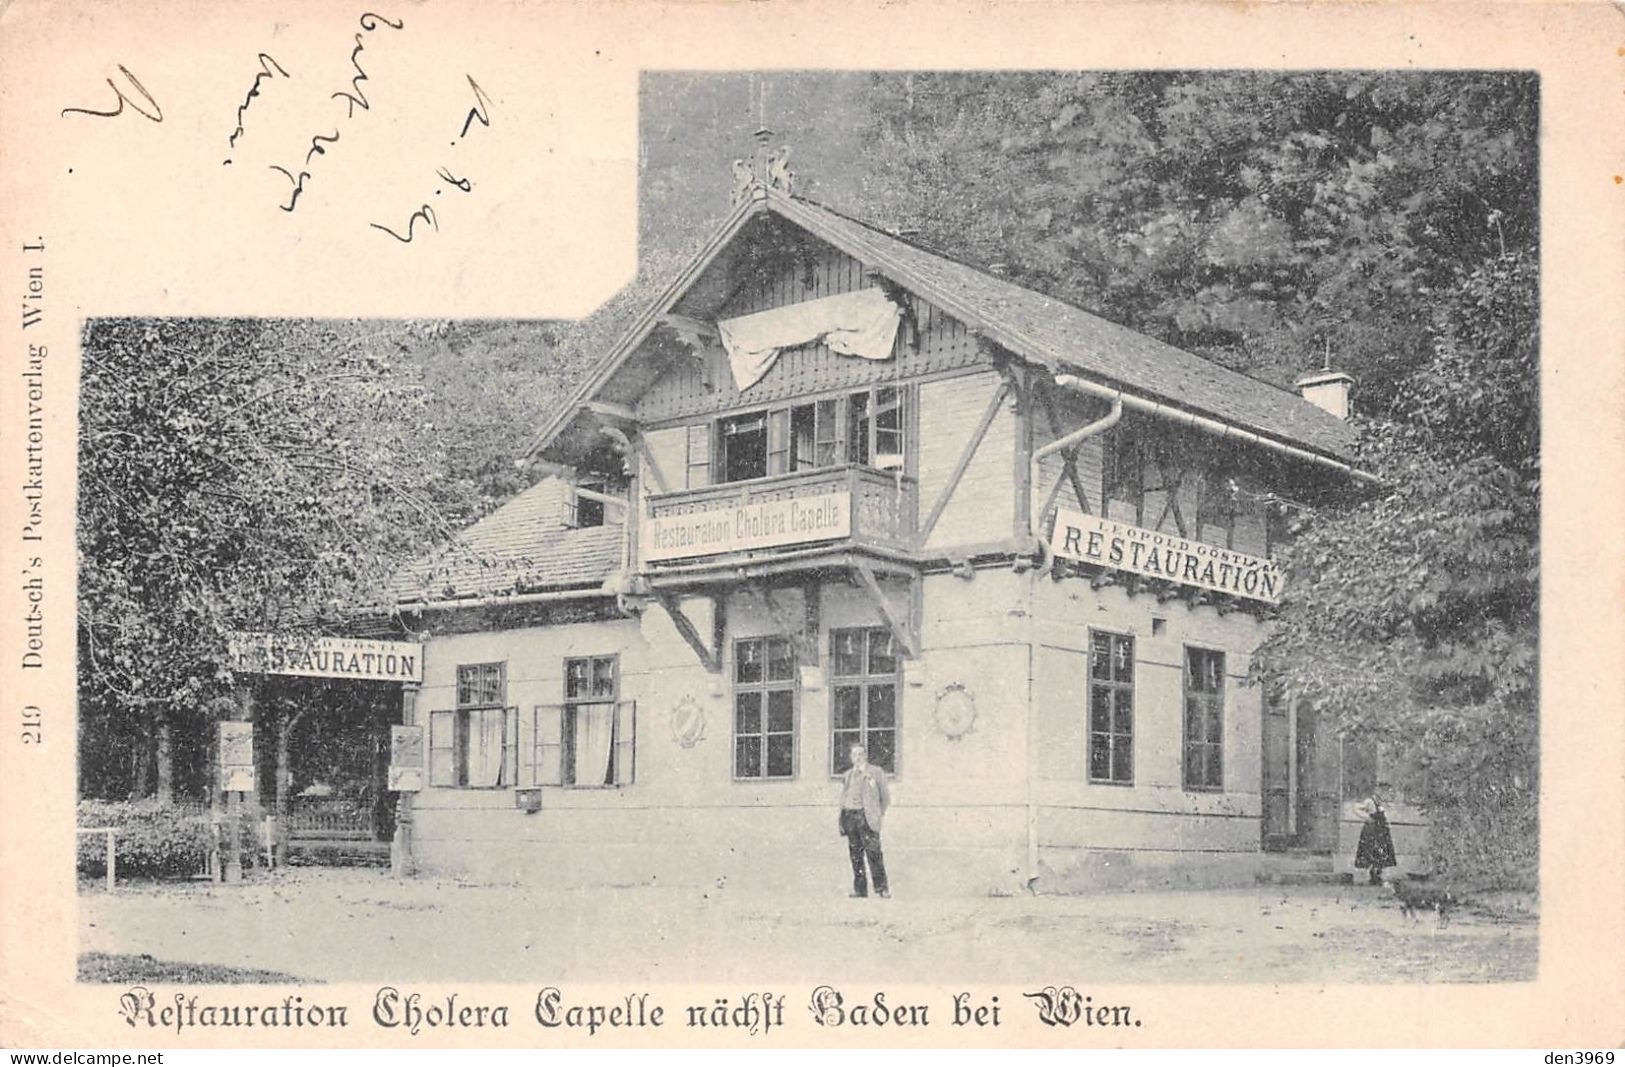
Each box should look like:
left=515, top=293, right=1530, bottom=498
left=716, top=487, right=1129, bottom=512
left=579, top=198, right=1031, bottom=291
left=642, top=464, right=916, bottom=567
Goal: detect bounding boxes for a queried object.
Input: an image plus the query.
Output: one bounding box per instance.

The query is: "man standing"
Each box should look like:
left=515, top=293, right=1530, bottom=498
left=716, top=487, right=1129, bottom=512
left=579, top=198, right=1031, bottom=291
left=838, top=744, right=891, bottom=898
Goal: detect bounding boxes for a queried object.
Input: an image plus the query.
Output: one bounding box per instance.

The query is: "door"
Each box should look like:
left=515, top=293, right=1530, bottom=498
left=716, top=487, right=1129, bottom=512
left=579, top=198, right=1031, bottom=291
left=1260, top=692, right=1293, bottom=850
left=1261, top=692, right=1341, bottom=852
left=1295, top=702, right=1340, bottom=853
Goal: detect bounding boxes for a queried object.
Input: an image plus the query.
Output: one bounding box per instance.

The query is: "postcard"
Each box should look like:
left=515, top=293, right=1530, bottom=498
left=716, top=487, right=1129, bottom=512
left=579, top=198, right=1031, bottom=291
left=1, top=0, right=1621, bottom=1049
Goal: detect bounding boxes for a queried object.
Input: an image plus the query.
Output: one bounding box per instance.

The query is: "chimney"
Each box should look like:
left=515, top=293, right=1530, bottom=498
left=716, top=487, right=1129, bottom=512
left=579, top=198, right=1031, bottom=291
left=1294, top=369, right=1355, bottom=420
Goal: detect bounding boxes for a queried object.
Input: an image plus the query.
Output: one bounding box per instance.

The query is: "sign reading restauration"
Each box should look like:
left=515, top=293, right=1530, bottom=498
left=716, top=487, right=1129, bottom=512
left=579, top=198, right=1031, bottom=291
left=1049, top=508, right=1285, bottom=604
left=227, top=632, right=425, bottom=684
left=643, top=491, right=851, bottom=562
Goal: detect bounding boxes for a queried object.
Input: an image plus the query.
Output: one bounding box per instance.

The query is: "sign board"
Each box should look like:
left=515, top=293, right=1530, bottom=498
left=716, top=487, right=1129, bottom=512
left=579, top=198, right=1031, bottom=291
left=227, top=632, right=424, bottom=684
left=1049, top=508, right=1285, bottom=604
left=642, top=491, right=851, bottom=562
left=387, top=725, right=425, bottom=792
left=218, top=722, right=256, bottom=793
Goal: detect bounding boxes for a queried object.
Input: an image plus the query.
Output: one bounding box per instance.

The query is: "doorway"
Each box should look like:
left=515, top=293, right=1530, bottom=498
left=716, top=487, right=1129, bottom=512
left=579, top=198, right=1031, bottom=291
left=1261, top=693, right=1340, bottom=852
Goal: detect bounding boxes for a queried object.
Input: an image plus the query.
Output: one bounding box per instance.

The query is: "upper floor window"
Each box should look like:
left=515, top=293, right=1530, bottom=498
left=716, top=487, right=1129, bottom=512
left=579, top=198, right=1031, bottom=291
left=848, top=386, right=905, bottom=470
left=719, top=412, right=769, bottom=483
left=568, top=480, right=607, bottom=528
left=699, top=386, right=910, bottom=487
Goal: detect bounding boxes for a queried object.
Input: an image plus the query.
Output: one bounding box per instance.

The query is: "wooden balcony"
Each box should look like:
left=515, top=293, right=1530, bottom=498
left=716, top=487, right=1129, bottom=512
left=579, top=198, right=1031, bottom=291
left=640, top=464, right=917, bottom=572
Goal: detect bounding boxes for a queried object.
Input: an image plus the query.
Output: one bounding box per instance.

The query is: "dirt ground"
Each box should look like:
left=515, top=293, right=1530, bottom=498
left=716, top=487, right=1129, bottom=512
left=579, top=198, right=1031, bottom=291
left=79, top=868, right=1536, bottom=985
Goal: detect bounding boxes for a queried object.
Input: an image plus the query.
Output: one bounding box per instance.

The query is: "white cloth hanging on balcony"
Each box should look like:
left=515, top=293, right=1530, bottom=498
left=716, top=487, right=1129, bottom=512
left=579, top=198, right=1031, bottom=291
left=717, top=287, right=901, bottom=392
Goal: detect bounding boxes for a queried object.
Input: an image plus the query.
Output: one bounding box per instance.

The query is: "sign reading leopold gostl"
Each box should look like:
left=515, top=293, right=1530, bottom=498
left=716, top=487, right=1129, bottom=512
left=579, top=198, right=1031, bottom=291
left=227, top=633, right=425, bottom=684
left=1049, top=508, right=1285, bottom=604
left=643, top=491, right=851, bottom=562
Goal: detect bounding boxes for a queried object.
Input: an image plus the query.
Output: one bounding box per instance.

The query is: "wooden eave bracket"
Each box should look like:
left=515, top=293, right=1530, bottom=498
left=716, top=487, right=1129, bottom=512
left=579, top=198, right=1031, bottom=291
left=658, top=312, right=718, bottom=351
left=655, top=590, right=724, bottom=673
left=853, top=562, right=919, bottom=660
left=585, top=400, right=639, bottom=427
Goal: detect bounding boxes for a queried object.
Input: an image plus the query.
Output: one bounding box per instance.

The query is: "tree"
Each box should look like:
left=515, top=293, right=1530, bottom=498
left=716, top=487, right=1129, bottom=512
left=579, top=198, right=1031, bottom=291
left=1256, top=250, right=1539, bottom=883
left=76, top=319, right=461, bottom=799
left=848, top=70, right=1539, bottom=881
left=853, top=71, right=1536, bottom=407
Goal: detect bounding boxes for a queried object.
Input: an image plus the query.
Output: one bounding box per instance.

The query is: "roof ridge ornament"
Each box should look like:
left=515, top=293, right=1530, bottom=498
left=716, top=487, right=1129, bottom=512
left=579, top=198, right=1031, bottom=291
left=731, top=128, right=794, bottom=206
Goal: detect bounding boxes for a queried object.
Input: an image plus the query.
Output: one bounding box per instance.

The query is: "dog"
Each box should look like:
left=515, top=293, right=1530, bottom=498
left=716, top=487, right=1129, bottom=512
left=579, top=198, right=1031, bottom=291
left=1388, top=877, right=1460, bottom=927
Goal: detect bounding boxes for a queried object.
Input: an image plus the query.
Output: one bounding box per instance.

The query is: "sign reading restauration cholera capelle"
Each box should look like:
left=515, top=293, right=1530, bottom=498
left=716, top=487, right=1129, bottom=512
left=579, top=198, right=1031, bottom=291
left=227, top=633, right=425, bottom=684
left=1048, top=507, right=1286, bottom=604
left=643, top=490, right=851, bottom=562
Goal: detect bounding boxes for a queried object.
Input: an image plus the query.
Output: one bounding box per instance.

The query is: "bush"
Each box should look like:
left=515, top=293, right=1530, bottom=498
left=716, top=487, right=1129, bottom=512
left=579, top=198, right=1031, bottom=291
left=77, top=799, right=213, bottom=880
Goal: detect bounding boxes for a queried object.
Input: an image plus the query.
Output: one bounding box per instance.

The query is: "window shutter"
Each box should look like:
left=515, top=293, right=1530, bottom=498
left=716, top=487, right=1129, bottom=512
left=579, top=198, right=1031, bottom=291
left=517, top=705, right=537, bottom=787
left=613, top=700, right=637, bottom=786
left=685, top=424, right=711, bottom=489
left=504, top=706, right=518, bottom=787
left=428, top=710, right=455, bottom=787
left=767, top=408, right=790, bottom=475
left=535, top=704, right=564, bottom=786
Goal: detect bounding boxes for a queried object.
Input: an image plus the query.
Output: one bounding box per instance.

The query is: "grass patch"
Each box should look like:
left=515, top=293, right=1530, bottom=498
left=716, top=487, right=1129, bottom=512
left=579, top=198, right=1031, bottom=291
left=78, top=952, right=310, bottom=984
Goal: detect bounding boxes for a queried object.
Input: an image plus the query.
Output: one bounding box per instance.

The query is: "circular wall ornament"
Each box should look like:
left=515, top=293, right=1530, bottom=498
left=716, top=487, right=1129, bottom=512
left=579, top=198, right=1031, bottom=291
left=670, top=694, right=707, bottom=748
left=933, top=683, right=977, bottom=740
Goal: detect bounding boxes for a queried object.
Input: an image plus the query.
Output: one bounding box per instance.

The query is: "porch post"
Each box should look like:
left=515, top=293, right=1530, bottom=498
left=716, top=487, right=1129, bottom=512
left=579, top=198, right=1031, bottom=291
left=223, top=686, right=251, bottom=883
left=392, top=683, right=419, bottom=878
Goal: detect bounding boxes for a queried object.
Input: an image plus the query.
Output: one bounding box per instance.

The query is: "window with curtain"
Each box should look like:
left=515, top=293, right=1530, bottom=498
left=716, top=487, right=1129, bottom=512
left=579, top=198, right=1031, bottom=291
left=1183, top=647, right=1224, bottom=791
left=562, top=655, right=623, bottom=787
left=429, top=662, right=514, bottom=789
left=734, top=636, right=797, bottom=779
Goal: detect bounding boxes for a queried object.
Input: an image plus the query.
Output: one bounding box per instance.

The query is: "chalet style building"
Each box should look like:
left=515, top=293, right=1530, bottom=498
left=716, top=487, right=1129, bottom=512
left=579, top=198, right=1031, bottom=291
left=384, top=174, right=1424, bottom=894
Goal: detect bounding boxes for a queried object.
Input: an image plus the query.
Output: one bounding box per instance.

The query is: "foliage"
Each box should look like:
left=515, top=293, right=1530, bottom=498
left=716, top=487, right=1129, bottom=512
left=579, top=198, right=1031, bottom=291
left=77, top=319, right=461, bottom=798
left=1257, top=251, right=1539, bottom=883
left=845, top=71, right=1539, bottom=883
left=79, top=259, right=687, bottom=801
left=853, top=71, right=1536, bottom=408
left=76, top=800, right=213, bottom=879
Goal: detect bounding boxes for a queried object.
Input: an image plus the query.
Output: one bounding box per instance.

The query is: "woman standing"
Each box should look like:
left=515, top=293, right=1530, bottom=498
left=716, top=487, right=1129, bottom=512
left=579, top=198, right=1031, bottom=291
left=1352, top=791, right=1397, bottom=886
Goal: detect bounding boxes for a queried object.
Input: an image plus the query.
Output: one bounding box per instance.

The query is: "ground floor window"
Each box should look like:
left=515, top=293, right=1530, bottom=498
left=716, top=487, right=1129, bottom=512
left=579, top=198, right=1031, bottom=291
left=1088, top=630, right=1134, bottom=784
left=830, top=626, right=899, bottom=774
left=558, top=655, right=629, bottom=787
left=1183, top=647, right=1224, bottom=790
left=734, top=636, right=797, bottom=779
left=429, top=662, right=514, bottom=788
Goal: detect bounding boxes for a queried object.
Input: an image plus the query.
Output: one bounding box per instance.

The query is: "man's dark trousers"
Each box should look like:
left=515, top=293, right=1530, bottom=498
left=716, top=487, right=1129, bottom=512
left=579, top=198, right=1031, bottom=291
left=841, top=809, right=888, bottom=896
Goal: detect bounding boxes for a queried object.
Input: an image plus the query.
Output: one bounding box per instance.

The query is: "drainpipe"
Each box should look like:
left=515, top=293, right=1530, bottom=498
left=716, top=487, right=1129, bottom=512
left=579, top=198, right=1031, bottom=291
left=1056, top=375, right=1381, bottom=487
left=394, top=586, right=614, bottom=614
left=1024, top=375, right=1122, bottom=891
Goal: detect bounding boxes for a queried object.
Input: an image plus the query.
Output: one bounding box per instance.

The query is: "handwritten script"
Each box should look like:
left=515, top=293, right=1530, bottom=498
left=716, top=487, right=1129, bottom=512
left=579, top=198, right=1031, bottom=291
left=370, top=76, right=493, bottom=243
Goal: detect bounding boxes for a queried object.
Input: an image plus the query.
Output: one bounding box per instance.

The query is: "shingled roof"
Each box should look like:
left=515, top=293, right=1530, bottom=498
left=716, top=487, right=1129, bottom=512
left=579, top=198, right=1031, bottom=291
left=391, top=478, right=622, bottom=605
left=775, top=195, right=1357, bottom=461
left=530, top=188, right=1358, bottom=465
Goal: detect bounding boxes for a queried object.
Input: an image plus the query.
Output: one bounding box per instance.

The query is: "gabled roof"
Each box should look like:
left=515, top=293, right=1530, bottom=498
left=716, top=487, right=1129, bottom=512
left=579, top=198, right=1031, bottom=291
left=391, top=478, right=622, bottom=605
left=529, top=188, right=1357, bottom=464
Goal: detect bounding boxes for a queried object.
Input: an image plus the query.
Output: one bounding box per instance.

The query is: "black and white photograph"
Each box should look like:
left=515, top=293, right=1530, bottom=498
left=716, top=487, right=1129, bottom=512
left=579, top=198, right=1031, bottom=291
left=2, top=1, right=1622, bottom=1051
left=72, top=67, right=1539, bottom=982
